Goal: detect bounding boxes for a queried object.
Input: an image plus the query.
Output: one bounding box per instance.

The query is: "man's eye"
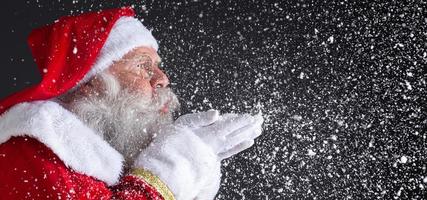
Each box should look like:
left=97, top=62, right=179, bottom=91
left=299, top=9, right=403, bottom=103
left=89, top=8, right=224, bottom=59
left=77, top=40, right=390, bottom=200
left=135, top=61, right=154, bottom=79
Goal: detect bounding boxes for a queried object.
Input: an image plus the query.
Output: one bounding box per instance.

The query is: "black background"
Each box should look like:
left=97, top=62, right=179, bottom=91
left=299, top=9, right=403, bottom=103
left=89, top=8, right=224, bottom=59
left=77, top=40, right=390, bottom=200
left=1, top=0, right=426, bottom=199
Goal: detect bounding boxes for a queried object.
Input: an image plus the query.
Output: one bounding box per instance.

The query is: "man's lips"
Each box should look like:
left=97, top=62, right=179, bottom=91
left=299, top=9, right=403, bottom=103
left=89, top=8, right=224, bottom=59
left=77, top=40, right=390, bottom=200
left=160, top=103, right=169, bottom=113
left=159, top=99, right=172, bottom=114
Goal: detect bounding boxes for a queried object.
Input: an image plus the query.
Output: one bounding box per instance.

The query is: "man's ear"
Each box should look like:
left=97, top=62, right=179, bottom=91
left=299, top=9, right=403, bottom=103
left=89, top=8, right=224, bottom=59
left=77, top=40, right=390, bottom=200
left=83, top=79, right=94, bottom=88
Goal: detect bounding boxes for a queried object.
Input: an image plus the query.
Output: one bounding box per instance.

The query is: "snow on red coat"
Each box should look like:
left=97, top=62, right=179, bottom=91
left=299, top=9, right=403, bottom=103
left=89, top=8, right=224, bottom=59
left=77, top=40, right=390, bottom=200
left=0, top=101, right=168, bottom=200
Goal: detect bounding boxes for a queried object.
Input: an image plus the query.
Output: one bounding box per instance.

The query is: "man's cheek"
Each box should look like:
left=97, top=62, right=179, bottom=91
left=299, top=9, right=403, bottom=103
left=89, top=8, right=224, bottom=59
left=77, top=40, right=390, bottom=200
left=124, top=79, right=153, bottom=97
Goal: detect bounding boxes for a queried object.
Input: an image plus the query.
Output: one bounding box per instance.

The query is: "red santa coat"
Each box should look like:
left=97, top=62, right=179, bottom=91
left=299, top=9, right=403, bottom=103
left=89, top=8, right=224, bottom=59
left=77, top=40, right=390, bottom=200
left=0, top=101, right=169, bottom=199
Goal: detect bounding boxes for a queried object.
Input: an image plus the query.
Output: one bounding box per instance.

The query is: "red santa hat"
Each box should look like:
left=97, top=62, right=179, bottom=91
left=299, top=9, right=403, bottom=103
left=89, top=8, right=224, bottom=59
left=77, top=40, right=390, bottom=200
left=0, top=7, right=158, bottom=114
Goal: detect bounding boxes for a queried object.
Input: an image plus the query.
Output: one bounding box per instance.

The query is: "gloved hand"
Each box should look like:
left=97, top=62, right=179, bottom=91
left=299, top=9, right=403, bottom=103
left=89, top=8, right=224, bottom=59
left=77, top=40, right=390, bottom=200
left=175, top=110, right=264, bottom=160
left=175, top=110, right=264, bottom=200
left=133, top=125, right=219, bottom=200
left=134, top=110, right=264, bottom=200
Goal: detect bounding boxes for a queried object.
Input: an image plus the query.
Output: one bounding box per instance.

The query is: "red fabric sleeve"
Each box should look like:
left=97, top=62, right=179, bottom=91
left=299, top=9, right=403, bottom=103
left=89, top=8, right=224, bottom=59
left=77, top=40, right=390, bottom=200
left=0, top=136, right=164, bottom=200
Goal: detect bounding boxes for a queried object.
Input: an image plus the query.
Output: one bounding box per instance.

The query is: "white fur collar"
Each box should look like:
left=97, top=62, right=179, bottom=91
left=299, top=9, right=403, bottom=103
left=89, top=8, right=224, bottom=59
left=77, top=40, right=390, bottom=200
left=0, top=100, right=124, bottom=186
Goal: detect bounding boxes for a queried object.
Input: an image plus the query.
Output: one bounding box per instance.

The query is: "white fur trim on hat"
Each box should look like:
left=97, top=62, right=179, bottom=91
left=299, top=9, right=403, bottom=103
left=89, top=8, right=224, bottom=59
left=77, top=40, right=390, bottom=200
left=78, top=16, right=158, bottom=87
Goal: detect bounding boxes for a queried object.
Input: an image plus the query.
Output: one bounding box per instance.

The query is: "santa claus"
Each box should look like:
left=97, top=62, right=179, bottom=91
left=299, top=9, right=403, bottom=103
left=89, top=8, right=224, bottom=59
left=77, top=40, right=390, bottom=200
left=0, top=7, right=263, bottom=200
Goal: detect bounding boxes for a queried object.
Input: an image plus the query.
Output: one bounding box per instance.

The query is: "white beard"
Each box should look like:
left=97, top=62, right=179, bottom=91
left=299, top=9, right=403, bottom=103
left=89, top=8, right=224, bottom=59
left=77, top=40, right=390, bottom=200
left=60, top=71, right=180, bottom=169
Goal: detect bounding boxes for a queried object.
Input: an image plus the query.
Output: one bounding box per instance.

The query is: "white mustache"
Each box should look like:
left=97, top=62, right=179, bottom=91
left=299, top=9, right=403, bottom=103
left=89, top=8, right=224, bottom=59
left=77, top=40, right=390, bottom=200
left=151, top=87, right=180, bottom=112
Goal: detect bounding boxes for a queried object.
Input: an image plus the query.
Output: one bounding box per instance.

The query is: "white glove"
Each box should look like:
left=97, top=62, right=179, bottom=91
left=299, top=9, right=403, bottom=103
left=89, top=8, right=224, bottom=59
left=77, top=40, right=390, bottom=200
left=133, top=125, right=219, bottom=200
left=175, top=110, right=264, bottom=160
left=134, top=110, right=264, bottom=200
left=175, top=110, right=264, bottom=200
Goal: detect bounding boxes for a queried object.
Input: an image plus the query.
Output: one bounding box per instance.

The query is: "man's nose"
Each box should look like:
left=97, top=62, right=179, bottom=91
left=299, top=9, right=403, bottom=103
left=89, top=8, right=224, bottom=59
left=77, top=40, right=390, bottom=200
left=150, top=68, right=170, bottom=88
